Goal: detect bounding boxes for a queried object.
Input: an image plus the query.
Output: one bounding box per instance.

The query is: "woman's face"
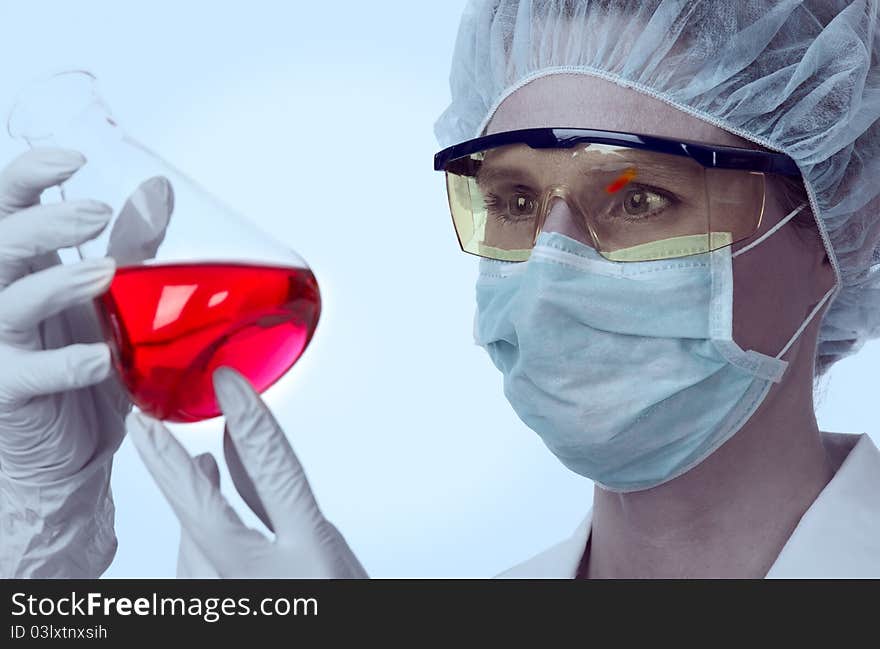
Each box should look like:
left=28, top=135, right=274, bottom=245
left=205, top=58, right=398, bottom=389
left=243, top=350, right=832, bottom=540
left=484, top=73, right=836, bottom=360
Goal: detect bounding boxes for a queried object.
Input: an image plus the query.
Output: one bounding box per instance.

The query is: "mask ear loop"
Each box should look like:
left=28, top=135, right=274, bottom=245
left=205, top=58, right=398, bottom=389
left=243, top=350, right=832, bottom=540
left=732, top=204, right=806, bottom=259
left=732, top=203, right=836, bottom=361
left=775, top=285, right=836, bottom=359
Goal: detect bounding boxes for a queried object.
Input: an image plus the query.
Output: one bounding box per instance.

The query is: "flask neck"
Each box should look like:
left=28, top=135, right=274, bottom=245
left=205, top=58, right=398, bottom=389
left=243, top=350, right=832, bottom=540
left=7, top=70, right=116, bottom=145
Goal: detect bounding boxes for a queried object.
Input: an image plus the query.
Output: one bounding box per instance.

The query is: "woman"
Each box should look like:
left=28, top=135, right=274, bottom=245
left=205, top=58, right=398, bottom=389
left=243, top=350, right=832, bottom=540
left=2, top=0, right=880, bottom=578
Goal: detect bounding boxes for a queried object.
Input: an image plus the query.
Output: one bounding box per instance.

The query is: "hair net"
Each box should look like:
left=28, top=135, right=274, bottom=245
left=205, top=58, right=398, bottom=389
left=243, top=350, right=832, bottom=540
left=434, top=0, right=880, bottom=374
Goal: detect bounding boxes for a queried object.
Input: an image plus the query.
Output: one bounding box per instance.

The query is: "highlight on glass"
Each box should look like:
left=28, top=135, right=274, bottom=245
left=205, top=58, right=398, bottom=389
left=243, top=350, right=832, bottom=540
left=434, top=128, right=801, bottom=262
left=6, top=70, right=320, bottom=423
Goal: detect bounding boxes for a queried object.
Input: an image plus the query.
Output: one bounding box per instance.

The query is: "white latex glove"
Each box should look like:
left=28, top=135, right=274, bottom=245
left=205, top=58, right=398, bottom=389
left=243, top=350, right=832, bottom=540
left=128, top=367, right=368, bottom=579
left=0, top=148, right=173, bottom=578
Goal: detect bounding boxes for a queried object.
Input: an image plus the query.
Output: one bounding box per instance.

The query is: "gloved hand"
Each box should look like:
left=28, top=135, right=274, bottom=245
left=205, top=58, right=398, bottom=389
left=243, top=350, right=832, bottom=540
left=0, top=147, right=173, bottom=578
left=128, top=367, right=368, bottom=579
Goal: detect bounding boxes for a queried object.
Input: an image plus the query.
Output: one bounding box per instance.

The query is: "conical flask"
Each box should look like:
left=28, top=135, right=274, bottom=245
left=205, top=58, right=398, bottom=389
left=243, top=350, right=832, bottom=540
left=7, top=70, right=320, bottom=422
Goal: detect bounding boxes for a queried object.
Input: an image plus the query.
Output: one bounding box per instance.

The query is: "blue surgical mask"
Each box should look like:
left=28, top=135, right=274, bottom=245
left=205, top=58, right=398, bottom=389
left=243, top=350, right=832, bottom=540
left=474, top=205, right=833, bottom=492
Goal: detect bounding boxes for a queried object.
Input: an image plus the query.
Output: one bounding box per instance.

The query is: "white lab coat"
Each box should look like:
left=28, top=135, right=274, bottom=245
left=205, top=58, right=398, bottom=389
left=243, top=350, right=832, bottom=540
left=496, top=432, right=880, bottom=578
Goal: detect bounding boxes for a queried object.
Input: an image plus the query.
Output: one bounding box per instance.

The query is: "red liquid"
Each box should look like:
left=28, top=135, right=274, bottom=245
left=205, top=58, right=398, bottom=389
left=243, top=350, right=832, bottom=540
left=96, top=262, right=320, bottom=422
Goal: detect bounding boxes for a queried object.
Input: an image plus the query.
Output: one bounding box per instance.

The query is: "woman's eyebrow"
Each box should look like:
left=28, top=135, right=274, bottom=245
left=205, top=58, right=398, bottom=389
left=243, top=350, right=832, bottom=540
left=476, top=152, right=701, bottom=186
left=579, top=150, right=702, bottom=184
left=475, top=164, right=539, bottom=184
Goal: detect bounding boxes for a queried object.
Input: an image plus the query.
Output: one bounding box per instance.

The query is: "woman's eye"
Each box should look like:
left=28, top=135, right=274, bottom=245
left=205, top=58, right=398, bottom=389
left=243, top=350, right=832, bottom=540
left=623, top=188, right=670, bottom=217
left=485, top=190, right=538, bottom=223
left=509, top=194, right=537, bottom=217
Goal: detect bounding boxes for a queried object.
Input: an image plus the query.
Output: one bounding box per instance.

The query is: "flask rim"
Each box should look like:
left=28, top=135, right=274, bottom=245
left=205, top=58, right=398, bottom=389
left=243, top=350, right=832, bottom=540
left=6, top=69, right=110, bottom=142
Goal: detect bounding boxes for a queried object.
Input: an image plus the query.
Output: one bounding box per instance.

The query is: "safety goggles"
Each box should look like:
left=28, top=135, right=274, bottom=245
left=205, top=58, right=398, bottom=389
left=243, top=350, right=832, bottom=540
left=433, top=128, right=801, bottom=262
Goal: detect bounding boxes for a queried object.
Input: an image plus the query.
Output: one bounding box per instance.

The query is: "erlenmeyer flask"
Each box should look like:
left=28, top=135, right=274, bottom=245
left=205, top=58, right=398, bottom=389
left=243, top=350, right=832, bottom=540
left=6, top=70, right=320, bottom=423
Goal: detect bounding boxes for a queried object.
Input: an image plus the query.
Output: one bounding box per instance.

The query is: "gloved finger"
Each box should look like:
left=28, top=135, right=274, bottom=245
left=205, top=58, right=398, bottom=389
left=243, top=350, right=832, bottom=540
left=107, top=176, right=174, bottom=264
left=0, top=343, right=110, bottom=405
left=0, top=148, right=85, bottom=216
left=127, top=411, right=267, bottom=574
left=224, top=424, right=274, bottom=533
left=0, top=200, right=112, bottom=284
left=213, top=367, right=324, bottom=541
left=33, top=265, right=135, bottom=420
left=177, top=453, right=222, bottom=579
left=315, top=519, right=370, bottom=579
left=0, top=257, right=115, bottom=334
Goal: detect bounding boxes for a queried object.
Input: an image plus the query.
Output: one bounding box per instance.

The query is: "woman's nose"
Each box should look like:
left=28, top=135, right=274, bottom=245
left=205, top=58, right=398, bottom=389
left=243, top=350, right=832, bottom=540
left=539, top=195, right=593, bottom=245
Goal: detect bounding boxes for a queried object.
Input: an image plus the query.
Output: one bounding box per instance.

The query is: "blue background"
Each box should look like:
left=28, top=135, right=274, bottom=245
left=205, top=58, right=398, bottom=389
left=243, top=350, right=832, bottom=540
left=0, top=0, right=876, bottom=577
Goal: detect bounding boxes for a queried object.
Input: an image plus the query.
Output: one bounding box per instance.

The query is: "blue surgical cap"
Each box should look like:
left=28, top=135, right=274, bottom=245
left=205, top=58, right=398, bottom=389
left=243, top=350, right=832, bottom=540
left=435, top=0, right=880, bottom=373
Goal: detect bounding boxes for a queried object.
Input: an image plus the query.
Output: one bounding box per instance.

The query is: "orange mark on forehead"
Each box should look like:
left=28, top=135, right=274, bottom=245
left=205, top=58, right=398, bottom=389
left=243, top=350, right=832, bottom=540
left=605, top=167, right=637, bottom=194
